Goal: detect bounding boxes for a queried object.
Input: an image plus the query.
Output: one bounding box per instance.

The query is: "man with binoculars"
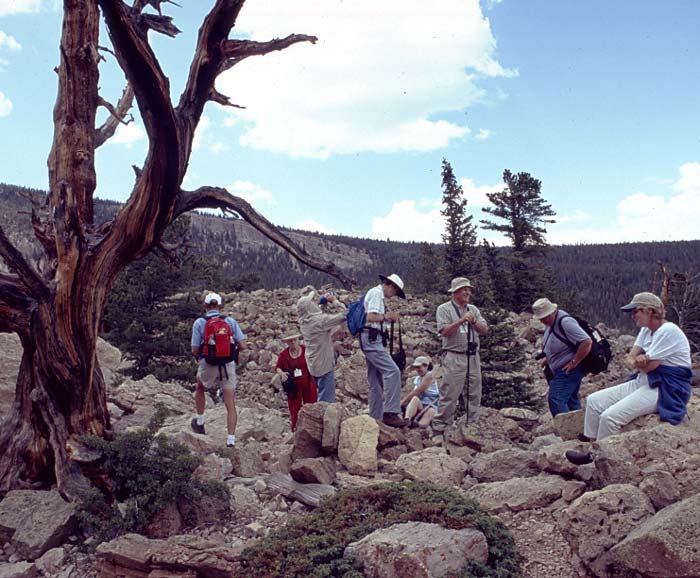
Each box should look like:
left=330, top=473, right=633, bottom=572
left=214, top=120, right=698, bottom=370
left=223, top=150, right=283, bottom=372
left=432, top=277, right=489, bottom=433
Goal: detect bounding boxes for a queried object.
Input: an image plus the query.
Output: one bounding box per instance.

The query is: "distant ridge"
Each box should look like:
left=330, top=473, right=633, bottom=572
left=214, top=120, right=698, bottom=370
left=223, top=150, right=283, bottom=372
left=2, top=182, right=699, bottom=328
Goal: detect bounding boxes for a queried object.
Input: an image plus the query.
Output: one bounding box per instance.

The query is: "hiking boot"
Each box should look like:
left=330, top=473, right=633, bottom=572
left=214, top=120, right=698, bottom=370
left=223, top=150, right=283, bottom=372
left=565, top=450, right=593, bottom=465
left=577, top=433, right=592, bottom=442
left=382, top=413, right=407, bottom=428
left=190, top=418, right=206, bottom=435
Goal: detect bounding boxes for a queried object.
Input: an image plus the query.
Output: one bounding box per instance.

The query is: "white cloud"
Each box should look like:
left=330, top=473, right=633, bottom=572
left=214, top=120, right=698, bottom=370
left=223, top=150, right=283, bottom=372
left=228, top=180, right=275, bottom=206
left=0, top=31, right=21, bottom=51
left=460, top=178, right=501, bottom=208
left=108, top=121, right=145, bottom=147
left=219, top=0, right=516, bottom=158
left=294, top=219, right=338, bottom=235
left=0, top=90, right=12, bottom=116
left=0, top=0, right=41, bottom=16
left=475, top=128, right=493, bottom=140
left=371, top=200, right=443, bottom=242
left=193, top=115, right=231, bottom=154
left=548, top=162, right=700, bottom=244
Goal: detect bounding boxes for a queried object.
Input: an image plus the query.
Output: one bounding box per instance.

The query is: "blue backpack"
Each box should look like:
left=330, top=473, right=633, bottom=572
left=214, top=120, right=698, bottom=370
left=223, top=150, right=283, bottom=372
left=346, top=294, right=367, bottom=336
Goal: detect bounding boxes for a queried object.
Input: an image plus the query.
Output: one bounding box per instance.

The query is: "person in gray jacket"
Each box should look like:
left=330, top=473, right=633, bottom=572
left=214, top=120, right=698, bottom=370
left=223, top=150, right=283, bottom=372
left=296, top=287, right=347, bottom=402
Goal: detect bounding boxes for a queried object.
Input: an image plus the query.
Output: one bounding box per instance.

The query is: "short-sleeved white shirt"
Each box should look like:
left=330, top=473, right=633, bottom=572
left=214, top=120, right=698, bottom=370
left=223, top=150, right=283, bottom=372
left=364, top=284, right=385, bottom=329
left=634, top=322, right=691, bottom=367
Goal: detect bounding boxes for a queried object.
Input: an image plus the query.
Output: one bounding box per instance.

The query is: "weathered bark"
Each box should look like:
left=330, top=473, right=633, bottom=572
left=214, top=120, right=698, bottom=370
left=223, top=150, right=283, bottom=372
left=0, top=0, right=344, bottom=497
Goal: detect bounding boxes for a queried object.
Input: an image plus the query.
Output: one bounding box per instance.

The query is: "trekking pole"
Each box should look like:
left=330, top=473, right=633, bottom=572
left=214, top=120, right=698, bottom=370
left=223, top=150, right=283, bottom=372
left=465, top=324, right=472, bottom=426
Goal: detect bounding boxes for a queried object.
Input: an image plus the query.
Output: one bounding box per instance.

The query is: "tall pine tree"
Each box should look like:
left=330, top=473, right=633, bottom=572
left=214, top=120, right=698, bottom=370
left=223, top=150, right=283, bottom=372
left=440, top=159, right=477, bottom=282
left=481, top=170, right=556, bottom=312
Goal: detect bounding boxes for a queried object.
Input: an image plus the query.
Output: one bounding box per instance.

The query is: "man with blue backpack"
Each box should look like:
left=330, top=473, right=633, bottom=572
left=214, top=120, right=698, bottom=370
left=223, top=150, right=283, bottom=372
left=190, top=292, right=247, bottom=447
left=353, top=273, right=407, bottom=428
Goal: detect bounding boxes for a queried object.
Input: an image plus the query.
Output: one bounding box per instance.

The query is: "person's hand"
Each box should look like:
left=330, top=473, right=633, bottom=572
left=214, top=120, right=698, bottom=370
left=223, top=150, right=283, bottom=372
left=462, top=311, right=476, bottom=325
left=562, top=359, right=577, bottom=373
left=634, top=354, right=650, bottom=369
left=538, top=357, right=548, bottom=368
left=385, top=310, right=400, bottom=322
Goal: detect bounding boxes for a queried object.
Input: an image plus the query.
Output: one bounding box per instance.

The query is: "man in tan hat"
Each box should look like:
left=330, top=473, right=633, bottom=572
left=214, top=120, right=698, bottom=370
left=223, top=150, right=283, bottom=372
left=432, top=277, right=489, bottom=431
left=532, top=297, right=591, bottom=417
left=190, top=292, right=248, bottom=447
left=360, top=273, right=407, bottom=427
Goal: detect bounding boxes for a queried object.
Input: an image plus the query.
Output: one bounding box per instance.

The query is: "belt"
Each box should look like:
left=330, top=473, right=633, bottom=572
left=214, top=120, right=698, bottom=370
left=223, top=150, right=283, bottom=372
left=441, top=349, right=476, bottom=356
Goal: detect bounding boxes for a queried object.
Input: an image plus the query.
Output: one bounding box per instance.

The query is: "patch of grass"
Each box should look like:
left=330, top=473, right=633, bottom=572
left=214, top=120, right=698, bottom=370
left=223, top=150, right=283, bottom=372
left=234, top=481, right=522, bottom=578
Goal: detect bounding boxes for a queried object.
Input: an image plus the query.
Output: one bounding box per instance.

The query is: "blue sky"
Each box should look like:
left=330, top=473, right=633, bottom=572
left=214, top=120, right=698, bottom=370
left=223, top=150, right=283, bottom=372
left=1, top=0, right=698, bottom=245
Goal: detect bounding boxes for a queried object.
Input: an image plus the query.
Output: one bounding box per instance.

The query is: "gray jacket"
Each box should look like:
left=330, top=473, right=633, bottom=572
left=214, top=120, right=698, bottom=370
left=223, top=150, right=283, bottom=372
left=296, top=291, right=347, bottom=377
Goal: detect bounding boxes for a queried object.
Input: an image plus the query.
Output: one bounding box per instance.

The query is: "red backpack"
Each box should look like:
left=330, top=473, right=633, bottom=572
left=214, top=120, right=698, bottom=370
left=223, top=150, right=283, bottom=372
left=201, top=315, right=237, bottom=366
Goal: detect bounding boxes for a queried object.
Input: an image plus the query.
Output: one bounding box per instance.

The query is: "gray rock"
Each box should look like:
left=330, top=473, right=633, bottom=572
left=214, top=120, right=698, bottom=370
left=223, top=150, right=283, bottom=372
left=559, top=483, right=655, bottom=578
left=612, top=492, right=700, bottom=578
left=469, top=448, right=540, bottom=482
left=345, top=521, right=488, bottom=578
left=0, top=490, right=76, bottom=560
left=95, top=533, right=243, bottom=578
left=552, top=409, right=584, bottom=441
left=395, top=447, right=466, bottom=486
left=464, top=474, right=585, bottom=514
left=338, top=415, right=379, bottom=475
left=0, top=562, right=38, bottom=578
left=292, top=402, right=329, bottom=460
left=321, top=403, right=346, bottom=453
left=289, top=457, right=336, bottom=484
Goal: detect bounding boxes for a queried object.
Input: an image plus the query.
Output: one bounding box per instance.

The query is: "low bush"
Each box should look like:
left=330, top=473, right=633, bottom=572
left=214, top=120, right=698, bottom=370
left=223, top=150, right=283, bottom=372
left=78, top=409, right=228, bottom=543
left=234, top=481, right=521, bottom=578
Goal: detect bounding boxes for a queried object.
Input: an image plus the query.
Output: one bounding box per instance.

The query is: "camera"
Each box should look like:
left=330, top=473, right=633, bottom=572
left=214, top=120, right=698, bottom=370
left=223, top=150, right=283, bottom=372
left=467, top=341, right=478, bottom=356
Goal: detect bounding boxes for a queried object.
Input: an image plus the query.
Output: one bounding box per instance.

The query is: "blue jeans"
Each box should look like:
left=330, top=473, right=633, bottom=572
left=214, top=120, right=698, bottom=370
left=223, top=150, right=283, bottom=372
left=548, top=365, right=586, bottom=417
left=315, top=370, right=336, bottom=403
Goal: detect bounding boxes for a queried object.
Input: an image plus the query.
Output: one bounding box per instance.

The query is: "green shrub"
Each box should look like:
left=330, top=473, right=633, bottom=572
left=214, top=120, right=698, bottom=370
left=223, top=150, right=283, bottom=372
left=78, top=410, right=228, bottom=543
left=234, top=481, right=521, bottom=578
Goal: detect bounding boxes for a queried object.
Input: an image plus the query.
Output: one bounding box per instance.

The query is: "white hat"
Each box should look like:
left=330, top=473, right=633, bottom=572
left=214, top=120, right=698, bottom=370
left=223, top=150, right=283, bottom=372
left=448, top=277, right=473, bottom=293
left=204, top=292, right=223, bottom=305
left=412, top=355, right=431, bottom=367
left=532, top=297, right=557, bottom=319
left=379, top=273, right=406, bottom=299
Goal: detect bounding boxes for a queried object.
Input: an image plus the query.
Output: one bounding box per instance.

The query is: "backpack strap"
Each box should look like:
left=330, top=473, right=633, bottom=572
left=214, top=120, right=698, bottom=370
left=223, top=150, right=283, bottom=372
left=549, top=313, right=577, bottom=351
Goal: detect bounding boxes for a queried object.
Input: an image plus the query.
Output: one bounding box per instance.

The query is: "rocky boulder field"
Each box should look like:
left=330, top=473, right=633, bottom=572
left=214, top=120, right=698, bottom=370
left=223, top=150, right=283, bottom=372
left=1, top=287, right=699, bottom=578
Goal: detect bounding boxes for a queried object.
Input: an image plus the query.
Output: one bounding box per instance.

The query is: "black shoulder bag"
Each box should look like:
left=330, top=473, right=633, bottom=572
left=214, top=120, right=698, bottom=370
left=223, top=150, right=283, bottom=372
left=282, top=355, right=298, bottom=396
left=390, top=320, right=407, bottom=373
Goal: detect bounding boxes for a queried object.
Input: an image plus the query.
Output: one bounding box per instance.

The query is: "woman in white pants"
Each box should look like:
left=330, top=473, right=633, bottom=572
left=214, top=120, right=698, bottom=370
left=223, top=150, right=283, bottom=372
left=567, top=292, right=692, bottom=465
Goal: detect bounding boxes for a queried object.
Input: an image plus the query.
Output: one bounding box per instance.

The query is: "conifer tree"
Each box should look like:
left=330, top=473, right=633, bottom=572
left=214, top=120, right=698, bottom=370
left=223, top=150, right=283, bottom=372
left=481, top=170, right=556, bottom=312
left=415, top=242, right=443, bottom=295
left=440, top=159, right=477, bottom=281
left=480, top=308, right=542, bottom=411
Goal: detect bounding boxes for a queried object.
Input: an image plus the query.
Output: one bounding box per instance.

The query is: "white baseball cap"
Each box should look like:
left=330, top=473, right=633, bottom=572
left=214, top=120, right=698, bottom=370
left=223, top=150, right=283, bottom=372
left=204, top=292, right=222, bottom=305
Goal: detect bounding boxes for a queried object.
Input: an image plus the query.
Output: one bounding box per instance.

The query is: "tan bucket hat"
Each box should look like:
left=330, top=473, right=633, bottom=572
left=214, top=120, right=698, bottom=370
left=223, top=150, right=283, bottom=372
left=448, top=277, right=473, bottom=293
left=532, top=297, right=557, bottom=319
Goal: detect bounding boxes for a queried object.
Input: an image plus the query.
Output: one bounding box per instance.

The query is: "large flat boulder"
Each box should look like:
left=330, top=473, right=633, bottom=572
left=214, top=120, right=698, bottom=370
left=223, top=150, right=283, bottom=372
left=95, top=533, right=243, bottom=578
left=345, top=521, right=488, bottom=578
left=558, top=483, right=655, bottom=578
left=395, top=447, right=466, bottom=486
left=0, top=490, right=77, bottom=560
left=612, top=492, right=700, bottom=578
left=463, top=474, right=585, bottom=514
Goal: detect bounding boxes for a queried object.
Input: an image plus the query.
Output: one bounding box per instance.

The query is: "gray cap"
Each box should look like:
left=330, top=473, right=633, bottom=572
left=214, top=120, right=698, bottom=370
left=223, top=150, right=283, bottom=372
left=620, top=292, right=663, bottom=311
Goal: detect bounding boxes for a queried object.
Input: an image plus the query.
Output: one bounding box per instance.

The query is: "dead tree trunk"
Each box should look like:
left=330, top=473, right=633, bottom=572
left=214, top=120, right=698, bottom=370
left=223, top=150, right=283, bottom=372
left=0, top=0, right=351, bottom=498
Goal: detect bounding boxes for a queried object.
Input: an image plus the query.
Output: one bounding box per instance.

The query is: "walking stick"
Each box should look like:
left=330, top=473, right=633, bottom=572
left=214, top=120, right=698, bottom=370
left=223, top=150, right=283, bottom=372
left=465, top=323, right=472, bottom=426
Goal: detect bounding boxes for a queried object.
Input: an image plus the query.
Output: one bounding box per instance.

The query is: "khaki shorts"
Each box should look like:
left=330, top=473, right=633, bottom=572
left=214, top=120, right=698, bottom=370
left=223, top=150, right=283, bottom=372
left=196, top=359, right=237, bottom=390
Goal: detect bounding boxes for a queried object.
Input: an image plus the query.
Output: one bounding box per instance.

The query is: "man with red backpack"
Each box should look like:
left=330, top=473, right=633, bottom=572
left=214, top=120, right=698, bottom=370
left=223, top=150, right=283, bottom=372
left=190, top=292, right=247, bottom=447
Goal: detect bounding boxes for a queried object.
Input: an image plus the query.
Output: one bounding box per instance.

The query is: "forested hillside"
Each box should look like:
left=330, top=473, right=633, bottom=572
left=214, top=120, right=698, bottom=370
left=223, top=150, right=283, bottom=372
left=2, top=182, right=698, bottom=329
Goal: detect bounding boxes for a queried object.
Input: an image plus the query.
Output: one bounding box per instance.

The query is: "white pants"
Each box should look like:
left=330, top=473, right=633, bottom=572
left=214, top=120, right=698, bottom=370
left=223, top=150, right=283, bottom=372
left=583, top=373, right=658, bottom=440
